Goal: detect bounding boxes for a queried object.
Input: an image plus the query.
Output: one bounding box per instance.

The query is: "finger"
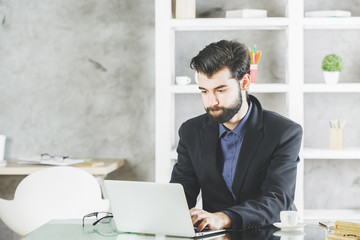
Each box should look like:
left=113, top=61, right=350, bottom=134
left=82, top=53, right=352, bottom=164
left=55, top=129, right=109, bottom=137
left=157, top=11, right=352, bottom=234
left=191, top=213, right=202, bottom=225
left=197, top=218, right=209, bottom=232
left=190, top=210, right=207, bottom=225
left=190, top=208, right=208, bottom=216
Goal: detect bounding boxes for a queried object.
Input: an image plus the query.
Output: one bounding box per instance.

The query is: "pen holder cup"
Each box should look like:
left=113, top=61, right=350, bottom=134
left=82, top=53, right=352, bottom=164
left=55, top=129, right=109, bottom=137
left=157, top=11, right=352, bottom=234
left=329, top=128, right=344, bottom=150
left=250, top=64, right=258, bottom=83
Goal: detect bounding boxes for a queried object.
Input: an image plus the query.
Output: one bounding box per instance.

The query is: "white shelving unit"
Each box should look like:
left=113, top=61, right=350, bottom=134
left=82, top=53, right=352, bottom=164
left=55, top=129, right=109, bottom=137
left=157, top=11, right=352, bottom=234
left=303, top=83, right=360, bottom=93
left=170, top=18, right=289, bottom=30
left=155, top=0, right=359, bottom=220
left=303, top=17, right=360, bottom=29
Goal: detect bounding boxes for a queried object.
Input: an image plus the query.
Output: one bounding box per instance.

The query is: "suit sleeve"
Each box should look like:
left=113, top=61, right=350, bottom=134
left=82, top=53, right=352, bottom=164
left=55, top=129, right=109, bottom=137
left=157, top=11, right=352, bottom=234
left=170, top=123, right=200, bottom=209
left=226, top=123, right=303, bottom=229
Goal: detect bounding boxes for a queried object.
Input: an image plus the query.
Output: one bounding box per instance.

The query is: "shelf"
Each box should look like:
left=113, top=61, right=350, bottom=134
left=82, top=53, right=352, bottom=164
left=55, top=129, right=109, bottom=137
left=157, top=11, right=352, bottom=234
left=304, top=209, right=360, bottom=220
left=170, top=83, right=289, bottom=94
left=171, top=17, right=360, bottom=31
left=170, top=18, right=289, bottom=31
left=303, top=83, right=360, bottom=93
left=302, top=148, right=360, bottom=159
left=304, top=17, right=360, bottom=29
left=249, top=83, right=289, bottom=93
left=170, top=84, right=199, bottom=93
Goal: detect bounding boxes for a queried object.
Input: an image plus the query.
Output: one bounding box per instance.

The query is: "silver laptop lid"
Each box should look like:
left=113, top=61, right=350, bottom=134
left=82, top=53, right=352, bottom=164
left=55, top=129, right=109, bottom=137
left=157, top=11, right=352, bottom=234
left=104, top=180, right=196, bottom=237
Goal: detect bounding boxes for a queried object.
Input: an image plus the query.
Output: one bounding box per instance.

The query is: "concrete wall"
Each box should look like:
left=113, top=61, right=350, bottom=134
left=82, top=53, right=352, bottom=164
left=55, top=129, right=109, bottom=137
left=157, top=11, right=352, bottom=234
left=0, top=0, right=154, bottom=238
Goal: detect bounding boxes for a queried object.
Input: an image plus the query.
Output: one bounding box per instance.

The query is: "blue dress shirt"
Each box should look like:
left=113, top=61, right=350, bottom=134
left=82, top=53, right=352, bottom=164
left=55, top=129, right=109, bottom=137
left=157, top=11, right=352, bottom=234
left=219, top=101, right=252, bottom=228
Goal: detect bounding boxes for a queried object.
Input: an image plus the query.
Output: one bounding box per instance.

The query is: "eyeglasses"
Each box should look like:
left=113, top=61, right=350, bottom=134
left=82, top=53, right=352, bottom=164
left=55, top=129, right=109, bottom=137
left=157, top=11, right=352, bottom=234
left=82, top=212, right=113, bottom=227
left=40, top=153, right=68, bottom=161
left=82, top=213, right=117, bottom=237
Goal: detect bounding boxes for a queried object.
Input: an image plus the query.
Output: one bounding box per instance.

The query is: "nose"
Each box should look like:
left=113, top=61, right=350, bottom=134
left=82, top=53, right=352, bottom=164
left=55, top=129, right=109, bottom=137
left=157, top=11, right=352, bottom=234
left=208, top=92, right=219, bottom=107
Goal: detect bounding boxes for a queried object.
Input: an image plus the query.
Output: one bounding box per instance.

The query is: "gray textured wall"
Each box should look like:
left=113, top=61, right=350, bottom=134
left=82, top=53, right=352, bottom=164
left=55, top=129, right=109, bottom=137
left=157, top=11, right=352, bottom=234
left=0, top=0, right=154, bottom=238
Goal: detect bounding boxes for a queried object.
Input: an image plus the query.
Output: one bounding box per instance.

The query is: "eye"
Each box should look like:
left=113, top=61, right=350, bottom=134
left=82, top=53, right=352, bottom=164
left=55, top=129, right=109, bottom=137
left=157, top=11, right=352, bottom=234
left=217, top=89, right=225, bottom=93
left=200, top=90, right=208, bottom=94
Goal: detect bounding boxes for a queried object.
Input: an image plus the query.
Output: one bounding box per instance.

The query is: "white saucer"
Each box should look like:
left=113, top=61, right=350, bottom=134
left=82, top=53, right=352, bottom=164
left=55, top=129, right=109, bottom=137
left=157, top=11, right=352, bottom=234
left=273, top=230, right=305, bottom=237
left=273, top=222, right=306, bottom=231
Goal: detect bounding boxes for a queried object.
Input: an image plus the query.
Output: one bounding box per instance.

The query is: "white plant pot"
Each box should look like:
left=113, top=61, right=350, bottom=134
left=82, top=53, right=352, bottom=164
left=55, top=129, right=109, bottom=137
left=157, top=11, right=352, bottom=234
left=323, top=71, right=340, bottom=84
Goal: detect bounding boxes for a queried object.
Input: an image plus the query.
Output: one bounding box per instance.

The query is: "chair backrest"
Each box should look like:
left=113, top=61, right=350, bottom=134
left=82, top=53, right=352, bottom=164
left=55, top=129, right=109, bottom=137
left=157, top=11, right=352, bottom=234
left=0, top=166, right=109, bottom=236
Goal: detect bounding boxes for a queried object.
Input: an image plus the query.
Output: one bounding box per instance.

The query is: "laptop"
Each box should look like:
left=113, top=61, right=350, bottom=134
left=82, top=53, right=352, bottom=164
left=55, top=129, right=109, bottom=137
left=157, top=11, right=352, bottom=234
left=104, top=180, right=226, bottom=238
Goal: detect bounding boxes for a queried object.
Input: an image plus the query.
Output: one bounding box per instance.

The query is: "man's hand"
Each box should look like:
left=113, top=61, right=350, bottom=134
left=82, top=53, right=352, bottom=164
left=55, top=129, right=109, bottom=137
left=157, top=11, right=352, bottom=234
left=190, top=208, right=231, bottom=231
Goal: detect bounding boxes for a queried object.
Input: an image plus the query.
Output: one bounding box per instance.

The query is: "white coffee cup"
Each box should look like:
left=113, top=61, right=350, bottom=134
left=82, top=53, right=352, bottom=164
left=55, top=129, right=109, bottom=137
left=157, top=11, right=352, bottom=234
left=175, top=76, right=191, bottom=85
left=280, top=211, right=298, bottom=226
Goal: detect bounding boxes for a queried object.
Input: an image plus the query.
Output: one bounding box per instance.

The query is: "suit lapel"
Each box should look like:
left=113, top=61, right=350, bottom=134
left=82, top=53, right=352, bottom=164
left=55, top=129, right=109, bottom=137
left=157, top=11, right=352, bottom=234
left=200, top=117, right=223, bottom=179
left=232, top=95, right=264, bottom=198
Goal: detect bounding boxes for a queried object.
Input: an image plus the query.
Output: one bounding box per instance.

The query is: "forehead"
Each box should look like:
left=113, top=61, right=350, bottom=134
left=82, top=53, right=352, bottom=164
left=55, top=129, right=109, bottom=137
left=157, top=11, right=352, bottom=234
left=198, top=68, right=237, bottom=88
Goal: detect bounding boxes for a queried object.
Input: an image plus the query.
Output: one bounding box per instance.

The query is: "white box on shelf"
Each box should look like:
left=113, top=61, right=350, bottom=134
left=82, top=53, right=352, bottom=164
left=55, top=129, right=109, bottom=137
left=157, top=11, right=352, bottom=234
left=305, top=10, right=351, bottom=18
left=225, top=9, right=267, bottom=18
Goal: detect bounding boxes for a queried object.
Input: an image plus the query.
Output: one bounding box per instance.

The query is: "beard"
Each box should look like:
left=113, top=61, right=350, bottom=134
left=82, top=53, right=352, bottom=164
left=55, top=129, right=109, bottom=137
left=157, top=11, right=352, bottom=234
left=205, top=91, right=243, bottom=123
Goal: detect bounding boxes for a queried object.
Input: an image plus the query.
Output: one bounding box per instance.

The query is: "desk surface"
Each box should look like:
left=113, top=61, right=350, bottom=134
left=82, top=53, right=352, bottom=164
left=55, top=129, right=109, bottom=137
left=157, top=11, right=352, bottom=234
left=0, top=159, right=125, bottom=176
left=23, top=219, right=328, bottom=240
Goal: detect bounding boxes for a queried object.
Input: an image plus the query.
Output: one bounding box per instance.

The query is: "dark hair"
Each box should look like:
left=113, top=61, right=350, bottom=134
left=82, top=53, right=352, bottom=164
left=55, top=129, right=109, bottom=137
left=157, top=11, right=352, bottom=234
left=190, top=40, right=250, bottom=81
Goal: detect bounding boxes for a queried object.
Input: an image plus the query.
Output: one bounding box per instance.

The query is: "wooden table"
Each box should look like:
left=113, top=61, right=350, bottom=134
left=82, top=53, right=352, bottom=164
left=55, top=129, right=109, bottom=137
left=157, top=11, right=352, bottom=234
left=0, top=159, right=126, bottom=176
left=0, top=159, right=126, bottom=199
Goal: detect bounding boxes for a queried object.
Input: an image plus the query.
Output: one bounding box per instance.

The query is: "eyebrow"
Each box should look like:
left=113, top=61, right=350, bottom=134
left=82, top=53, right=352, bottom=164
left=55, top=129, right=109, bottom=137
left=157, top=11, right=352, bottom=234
left=198, top=85, right=228, bottom=90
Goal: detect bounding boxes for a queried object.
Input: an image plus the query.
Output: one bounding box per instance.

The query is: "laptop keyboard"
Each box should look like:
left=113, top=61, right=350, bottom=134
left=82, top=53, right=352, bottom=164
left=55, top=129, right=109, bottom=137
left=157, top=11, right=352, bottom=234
left=194, top=226, right=211, bottom=233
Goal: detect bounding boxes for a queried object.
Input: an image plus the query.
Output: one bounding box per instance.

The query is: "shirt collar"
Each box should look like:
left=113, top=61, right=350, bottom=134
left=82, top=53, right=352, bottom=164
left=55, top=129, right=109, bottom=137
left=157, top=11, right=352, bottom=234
left=219, top=101, right=253, bottom=138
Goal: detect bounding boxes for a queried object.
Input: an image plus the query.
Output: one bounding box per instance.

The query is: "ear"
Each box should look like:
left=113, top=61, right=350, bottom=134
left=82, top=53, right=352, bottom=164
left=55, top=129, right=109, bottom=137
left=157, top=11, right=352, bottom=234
left=240, top=74, right=251, bottom=91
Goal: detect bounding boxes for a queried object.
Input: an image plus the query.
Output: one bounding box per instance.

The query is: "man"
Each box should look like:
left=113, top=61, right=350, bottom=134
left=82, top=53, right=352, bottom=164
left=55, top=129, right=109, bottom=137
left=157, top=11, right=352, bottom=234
left=170, top=40, right=303, bottom=231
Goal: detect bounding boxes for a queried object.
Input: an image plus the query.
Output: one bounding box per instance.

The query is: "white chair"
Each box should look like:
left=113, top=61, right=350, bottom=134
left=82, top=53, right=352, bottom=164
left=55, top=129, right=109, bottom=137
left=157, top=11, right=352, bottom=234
left=0, top=166, right=109, bottom=236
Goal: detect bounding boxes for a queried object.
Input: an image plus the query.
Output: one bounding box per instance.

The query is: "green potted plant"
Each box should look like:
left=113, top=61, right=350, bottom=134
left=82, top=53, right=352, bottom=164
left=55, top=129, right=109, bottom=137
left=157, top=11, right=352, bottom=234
left=322, top=54, right=344, bottom=84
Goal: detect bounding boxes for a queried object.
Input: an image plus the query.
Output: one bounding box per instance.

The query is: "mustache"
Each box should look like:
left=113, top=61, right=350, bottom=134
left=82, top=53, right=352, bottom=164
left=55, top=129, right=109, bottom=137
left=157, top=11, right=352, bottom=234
left=206, top=106, right=224, bottom=112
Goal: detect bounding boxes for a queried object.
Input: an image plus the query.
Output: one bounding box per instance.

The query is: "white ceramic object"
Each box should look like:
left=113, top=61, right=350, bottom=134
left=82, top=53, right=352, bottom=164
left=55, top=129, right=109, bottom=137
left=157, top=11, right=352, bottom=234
left=323, top=71, right=340, bottom=84
left=280, top=211, right=299, bottom=226
left=273, top=222, right=306, bottom=231
left=176, top=76, right=191, bottom=85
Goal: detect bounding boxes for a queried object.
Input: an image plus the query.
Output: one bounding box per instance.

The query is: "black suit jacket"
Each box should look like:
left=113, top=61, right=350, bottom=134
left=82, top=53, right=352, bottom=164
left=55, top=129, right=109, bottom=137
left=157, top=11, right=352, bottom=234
left=170, top=95, right=303, bottom=230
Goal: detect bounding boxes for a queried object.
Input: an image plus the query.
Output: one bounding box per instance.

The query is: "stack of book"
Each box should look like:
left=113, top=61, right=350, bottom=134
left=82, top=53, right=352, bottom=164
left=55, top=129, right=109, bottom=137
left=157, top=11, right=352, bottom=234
left=327, top=220, right=360, bottom=239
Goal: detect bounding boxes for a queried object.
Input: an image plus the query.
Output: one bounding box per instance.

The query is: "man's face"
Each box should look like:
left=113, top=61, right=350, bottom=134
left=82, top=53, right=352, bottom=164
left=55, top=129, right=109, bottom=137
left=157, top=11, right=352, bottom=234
left=198, top=68, right=242, bottom=123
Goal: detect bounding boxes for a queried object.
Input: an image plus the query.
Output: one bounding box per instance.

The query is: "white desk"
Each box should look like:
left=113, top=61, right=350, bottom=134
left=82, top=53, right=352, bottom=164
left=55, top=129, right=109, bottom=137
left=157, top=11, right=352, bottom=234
left=23, top=219, right=332, bottom=240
